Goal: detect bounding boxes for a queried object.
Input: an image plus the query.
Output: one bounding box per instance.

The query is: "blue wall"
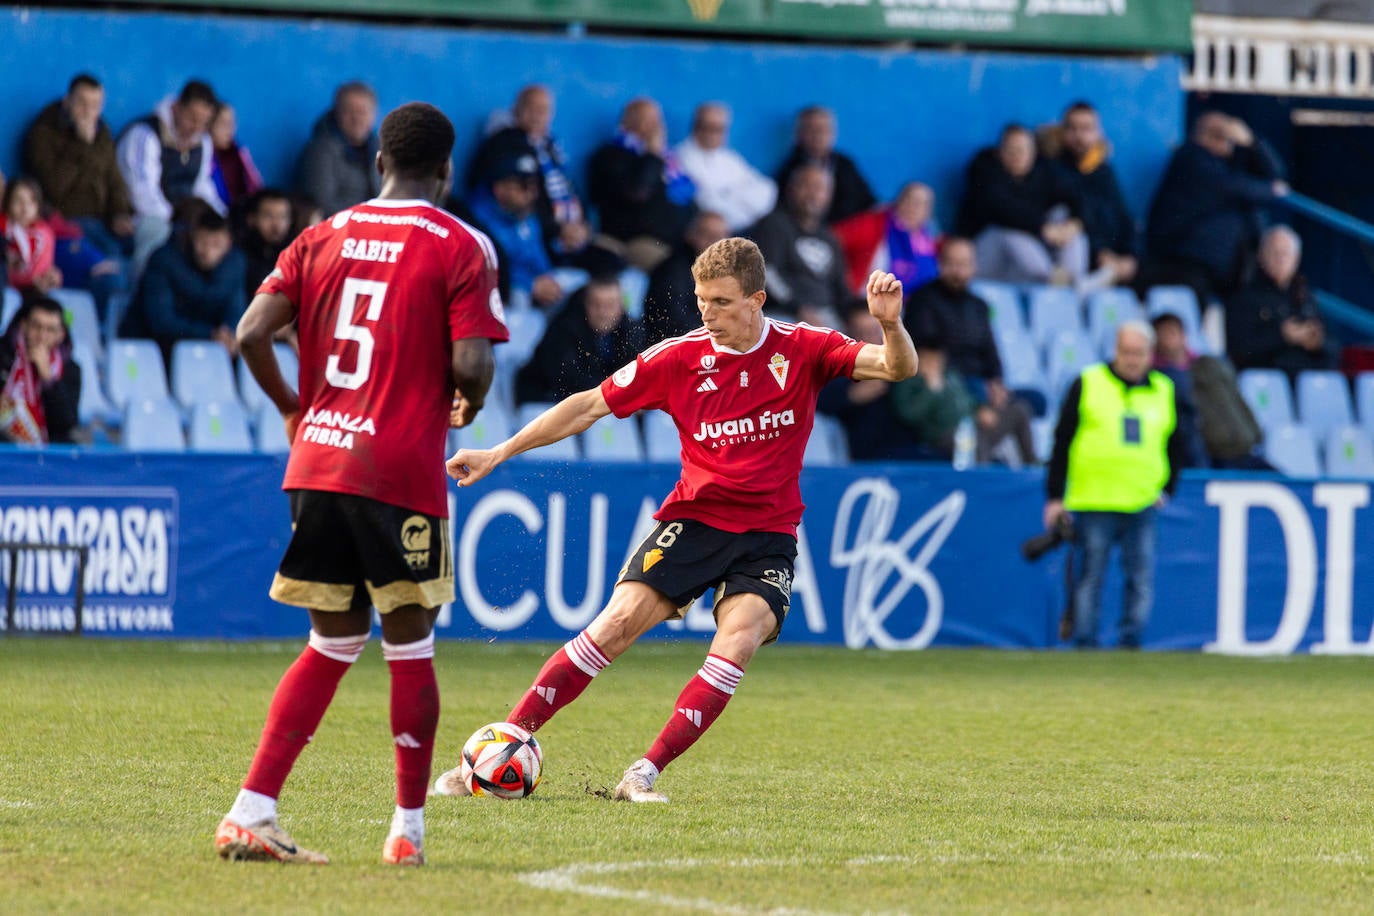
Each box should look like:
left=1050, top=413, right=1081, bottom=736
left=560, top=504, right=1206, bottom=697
left=0, top=9, right=1182, bottom=225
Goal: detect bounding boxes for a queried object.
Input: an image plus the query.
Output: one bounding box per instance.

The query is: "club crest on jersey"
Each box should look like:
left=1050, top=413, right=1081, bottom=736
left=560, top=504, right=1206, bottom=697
left=769, top=353, right=790, bottom=390
left=701, top=354, right=716, bottom=371
left=613, top=361, right=637, bottom=387
left=739, top=370, right=749, bottom=388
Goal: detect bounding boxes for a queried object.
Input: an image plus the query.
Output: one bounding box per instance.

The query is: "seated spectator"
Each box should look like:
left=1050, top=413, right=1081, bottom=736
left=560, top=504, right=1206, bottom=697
left=300, top=81, right=381, bottom=217
left=775, top=105, right=876, bottom=225
left=122, top=207, right=245, bottom=360
left=817, top=300, right=924, bottom=461
left=587, top=97, right=697, bottom=271
left=289, top=193, right=323, bottom=240
left=239, top=189, right=292, bottom=300
left=22, top=73, right=134, bottom=261
left=2, top=178, right=63, bottom=295
left=515, top=275, right=645, bottom=404
left=1140, top=111, right=1288, bottom=304
left=674, top=102, right=776, bottom=232
left=209, top=103, right=263, bottom=214
left=890, top=343, right=977, bottom=461
left=833, top=182, right=938, bottom=296
left=747, top=164, right=851, bottom=326
left=1151, top=311, right=1223, bottom=470
left=1051, top=102, right=1138, bottom=290
left=465, top=85, right=604, bottom=271
left=643, top=210, right=729, bottom=343
left=957, top=124, right=1087, bottom=286
left=116, top=79, right=223, bottom=279
left=0, top=293, right=81, bottom=445
left=904, top=236, right=1036, bottom=464
left=467, top=151, right=562, bottom=312
left=1226, top=225, right=1335, bottom=378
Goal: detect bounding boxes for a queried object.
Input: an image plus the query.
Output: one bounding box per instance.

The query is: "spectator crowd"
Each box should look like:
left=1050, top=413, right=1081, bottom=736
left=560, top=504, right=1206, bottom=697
left=0, top=72, right=1341, bottom=483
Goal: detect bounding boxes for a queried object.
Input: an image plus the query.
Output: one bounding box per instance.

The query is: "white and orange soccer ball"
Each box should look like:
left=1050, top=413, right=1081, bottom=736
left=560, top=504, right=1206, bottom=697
left=459, top=722, right=543, bottom=799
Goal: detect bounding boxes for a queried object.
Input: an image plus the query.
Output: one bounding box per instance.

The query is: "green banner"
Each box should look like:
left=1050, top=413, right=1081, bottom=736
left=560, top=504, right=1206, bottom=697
left=121, top=0, right=1194, bottom=53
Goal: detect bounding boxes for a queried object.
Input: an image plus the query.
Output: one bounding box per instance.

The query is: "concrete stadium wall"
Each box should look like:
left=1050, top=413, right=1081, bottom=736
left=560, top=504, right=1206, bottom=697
left=0, top=9, right=1183, bottom=226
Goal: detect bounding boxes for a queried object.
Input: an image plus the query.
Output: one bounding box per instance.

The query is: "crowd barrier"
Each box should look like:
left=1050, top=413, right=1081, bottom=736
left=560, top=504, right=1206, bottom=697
left=2, top=449, right=1371, bottom=655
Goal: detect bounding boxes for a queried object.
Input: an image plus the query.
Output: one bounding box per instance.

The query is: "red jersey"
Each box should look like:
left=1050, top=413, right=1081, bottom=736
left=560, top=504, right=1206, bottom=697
left=259, top=199, right=509, bottom=516
left=601, top=318, right=863, bottom=534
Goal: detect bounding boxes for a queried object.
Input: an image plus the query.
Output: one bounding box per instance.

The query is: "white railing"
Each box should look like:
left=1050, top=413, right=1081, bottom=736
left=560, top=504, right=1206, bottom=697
left=1187, top=13, right=1374, bottom=97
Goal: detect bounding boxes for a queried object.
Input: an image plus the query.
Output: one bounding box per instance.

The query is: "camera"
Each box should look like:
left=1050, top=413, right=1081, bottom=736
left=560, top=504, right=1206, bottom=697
left=1021, top=514, right=1074, bottom=562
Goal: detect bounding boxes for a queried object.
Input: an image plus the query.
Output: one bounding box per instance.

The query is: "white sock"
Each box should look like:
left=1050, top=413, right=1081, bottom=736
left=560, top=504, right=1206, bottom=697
left=631, top=757, right=660, bottom=785
left=390, top=805, right=424, bottom=843
left=226, top=788, right=277, bottom=826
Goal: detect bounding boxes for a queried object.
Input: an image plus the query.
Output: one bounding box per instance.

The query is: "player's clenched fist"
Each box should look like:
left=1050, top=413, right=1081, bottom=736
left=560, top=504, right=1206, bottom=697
left=866, top=270, right=903, bottom=323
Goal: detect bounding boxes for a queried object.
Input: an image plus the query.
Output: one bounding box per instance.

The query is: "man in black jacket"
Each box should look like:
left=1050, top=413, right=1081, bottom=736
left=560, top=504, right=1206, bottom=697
left=1054, top=102, right=1138, bottom=290
left=643, top=210, right=729, bottom=344
left=515, top=276, right=646, bottom=404
left=774, top=106, right=876, bottom=225
left=1225, top=225, right=1335, bottom=378
left=747, top=164, right=852, bottom=326
left=957, top=124, right=1088, bottom=286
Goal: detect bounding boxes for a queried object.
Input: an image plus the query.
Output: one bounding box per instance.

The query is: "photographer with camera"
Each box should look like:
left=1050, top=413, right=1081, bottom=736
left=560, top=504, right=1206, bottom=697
left=1043, top=321, right=1188, bottom=649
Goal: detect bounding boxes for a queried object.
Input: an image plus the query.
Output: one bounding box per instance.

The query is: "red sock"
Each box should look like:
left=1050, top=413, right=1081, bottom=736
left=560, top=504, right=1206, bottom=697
left=645, top=654, right=743, bottom=772
left=385, top=635, right=439, bottom=809
left=243, top=638, right=360, bottom=799
left=508, top=631, right=610, bottom=732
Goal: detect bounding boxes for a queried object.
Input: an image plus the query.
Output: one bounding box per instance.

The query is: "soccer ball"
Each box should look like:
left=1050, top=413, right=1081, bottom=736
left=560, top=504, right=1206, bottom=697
left=460, top=722, right=543, bottom=799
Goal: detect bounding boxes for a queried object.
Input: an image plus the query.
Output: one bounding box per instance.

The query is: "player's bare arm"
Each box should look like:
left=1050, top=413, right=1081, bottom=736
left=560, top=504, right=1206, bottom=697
left=851, top=270, right=918, bottom=382
left=446, top=387, right=612, bottom=487
left=450, top=338, right=496, bottom=428
left=237, top=291, right=302, bottom=437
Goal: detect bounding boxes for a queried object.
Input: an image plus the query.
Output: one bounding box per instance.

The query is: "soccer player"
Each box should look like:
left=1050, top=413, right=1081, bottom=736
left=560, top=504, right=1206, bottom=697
left=434, top=240, right=915, bottom=802
left=214, top=102, right=508, bottom=865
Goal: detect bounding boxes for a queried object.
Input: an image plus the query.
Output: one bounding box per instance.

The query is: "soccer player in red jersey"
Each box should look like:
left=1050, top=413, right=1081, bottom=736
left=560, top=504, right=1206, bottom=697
left=214, top=102, right=508, bottom=865
left=434, top=238, right=914, bottom=802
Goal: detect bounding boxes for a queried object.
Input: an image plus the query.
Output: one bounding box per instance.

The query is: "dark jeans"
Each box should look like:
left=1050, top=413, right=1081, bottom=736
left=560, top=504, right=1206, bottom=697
left=1070, top=507, right=1156, bottom=648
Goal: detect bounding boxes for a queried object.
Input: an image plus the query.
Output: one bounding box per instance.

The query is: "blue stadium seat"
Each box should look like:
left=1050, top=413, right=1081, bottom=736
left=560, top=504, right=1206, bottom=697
left=804, top=414, right=849, bottom=467
left=1, top=286, right=19, bottom=329
left=188, top=400, right=253, bottom=453
left=1238, top=369, right=1294, bottom=431
left=253, top=403, right=292, bottom=454
left=171, top=341, right=237, bottom=410
left=1031, top=417, right=1055, bottom=463
left=48, top=289, right=102, bottom=359
left=105, top=339, right=169, bottom=410
left=1296, top=369, right=1354, bottom=441
left=1086, top=288, right=1144, bottom=354
left=490, top=305, right=548, bottom=411
left=1357, top=372, right=1374, bottom=431
left=1027, top=286, right=1083, bottom=346
left=514, top=402, right=578, bottom=461
left=448, top=402, right=514, bottom=452
left=995, top=326, right=1042, bottom=390
left=238, top=342, right=300, bottom=417
left=1044, top=329, right=1098, bottom=398
left=970, top=280, right=1025, bottom=340
left=1146, top=285, right=1202, bottom=340
left=641, top=410, right=681, bottom=463
left=71, top=341, right=117, bottom=426
left=1263, top=424, right=1320, bottom=478
left=122, top=397, right=185, bottom=452
left=581, top=414, right=646, bottom=462
left=1324, top=426, right=1374, bottom=479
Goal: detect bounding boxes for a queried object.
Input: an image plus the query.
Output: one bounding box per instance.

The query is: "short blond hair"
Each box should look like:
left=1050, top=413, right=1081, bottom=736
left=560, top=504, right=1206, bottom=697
left=691, top=237, right=766, bottom=296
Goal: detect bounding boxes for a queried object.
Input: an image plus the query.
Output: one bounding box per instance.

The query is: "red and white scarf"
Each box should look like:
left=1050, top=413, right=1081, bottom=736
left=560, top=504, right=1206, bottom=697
left=0, top=332, right=61, bottom=444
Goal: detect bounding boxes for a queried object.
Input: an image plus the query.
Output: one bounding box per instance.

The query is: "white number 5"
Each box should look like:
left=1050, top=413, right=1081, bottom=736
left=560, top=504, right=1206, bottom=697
left=325, top=277, right=387, bottom=390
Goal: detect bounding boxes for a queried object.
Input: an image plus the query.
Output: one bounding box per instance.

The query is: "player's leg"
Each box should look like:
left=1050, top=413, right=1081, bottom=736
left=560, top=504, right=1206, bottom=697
left=217, top=490, right=368, bottom=865
left=616, top=592, right=773, bottom=803
left=353, top=499, right=453, bottom=866
left=617, top=530, right=795, bottom=803
left=506, top=581, right=677, bottom=733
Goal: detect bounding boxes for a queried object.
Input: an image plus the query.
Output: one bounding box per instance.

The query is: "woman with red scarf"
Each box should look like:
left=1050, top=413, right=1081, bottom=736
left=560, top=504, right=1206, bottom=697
left=0, top=295, right=81, bottom=444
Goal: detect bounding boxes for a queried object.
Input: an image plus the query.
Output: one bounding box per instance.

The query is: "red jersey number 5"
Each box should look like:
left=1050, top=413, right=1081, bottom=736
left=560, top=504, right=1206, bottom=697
left=325, top=277, right=388, bottom=391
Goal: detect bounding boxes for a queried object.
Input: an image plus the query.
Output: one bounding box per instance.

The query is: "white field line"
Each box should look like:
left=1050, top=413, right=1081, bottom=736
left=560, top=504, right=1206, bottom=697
left=519, top=850, right=1372, bottom=913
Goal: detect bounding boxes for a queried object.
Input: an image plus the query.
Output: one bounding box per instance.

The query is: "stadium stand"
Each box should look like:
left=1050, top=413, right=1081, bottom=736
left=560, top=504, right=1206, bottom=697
left=237, top=342, right=299, bottom=418
left=122, top=396, right=185, bottom=451
left=641, top=410, right=681, bottom=463
left=969, top=281, right=1025, bottom=341
left=1044, top=328, right=1098, bottom=397
left=1237, top=368, right=1295, bottom=431
left=804, top=414, right=850, bottom=467
left=105, top=339, right=170, bottom=410
left=1086, top=287, right=1144, bottom=354
left=449, top=402, right=515, bottom=453
left=1324, top=426, right=1374, bottom=479
left=71, top=341, right=116, bottom=426
left=171, top=340, right=238, bottom=412
left=513, top=403, right=578, bottom=460
left=47, top=289, right=104, bottom=360
left=580, top=414, right=646, bottom=463
left=1027, top=286, right=1083, bottom=347
left=1295, top=369, right=1355, bottom=441
left=1356, top=372, right=1374, bottom=431
left=1263, top=423, right=1321, bottom=477
left=188, top=400, right=253, bottom=452
left=253, top=403, right=292, bottom=453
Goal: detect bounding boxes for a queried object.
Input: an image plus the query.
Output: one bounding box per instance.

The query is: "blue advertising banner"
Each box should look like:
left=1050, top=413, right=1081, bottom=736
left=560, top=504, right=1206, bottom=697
left=2, top=450, right=1373, bottom=655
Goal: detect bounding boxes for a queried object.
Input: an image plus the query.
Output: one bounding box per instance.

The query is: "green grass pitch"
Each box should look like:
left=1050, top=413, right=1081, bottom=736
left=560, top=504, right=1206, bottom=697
left=1, top=639, right=1372, bottom=913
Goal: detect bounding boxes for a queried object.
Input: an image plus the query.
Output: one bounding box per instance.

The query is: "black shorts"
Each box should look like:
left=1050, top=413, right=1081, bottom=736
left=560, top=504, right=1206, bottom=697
left=619, top=518, right=797, bottom=644
left=269, top=489, right=454, bottom=614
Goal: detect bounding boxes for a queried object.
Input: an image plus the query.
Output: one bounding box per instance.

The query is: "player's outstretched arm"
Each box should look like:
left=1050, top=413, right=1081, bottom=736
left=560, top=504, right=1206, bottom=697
left=237, top=292, right=301, bottom=437
left=446, top=387, right=613, bottom=487
left=851, top=270, right=918, bottom=383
